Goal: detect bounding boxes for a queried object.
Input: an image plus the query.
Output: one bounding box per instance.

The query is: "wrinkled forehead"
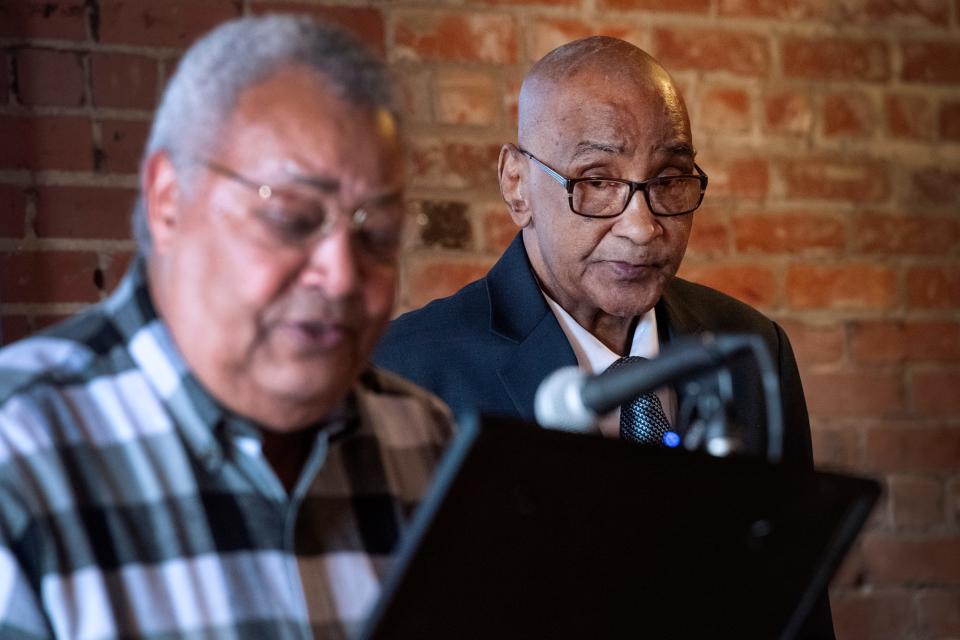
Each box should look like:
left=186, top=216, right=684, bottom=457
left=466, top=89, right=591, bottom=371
left=214, top=66, right=403, bottom=191
left=519, top=63, right=692, bottom=158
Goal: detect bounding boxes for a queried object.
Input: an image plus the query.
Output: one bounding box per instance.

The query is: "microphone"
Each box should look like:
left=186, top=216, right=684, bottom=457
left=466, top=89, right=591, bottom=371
left=535, top=336, right=725, bottom=431
left=534, top=333, right=784, bottom=462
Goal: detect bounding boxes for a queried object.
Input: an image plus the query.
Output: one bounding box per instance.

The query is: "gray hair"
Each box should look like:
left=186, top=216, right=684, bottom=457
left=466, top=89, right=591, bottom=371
left=132, top=14, right=398, bottom=254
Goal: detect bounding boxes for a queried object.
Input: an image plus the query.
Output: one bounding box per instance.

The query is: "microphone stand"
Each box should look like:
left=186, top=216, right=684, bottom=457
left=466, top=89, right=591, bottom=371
left=675, top=334, right=784, bottom=464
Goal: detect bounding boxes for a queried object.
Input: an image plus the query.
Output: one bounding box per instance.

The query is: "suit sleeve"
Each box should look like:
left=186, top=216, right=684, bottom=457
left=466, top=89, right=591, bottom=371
left=773, top=322, right=815, bottom=467
left=773, top=322, right=837, bottom=640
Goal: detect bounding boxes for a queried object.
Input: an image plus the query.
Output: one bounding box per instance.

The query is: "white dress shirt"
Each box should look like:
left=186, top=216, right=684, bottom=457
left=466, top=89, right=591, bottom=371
left=542, top=293, right=678, bottom=438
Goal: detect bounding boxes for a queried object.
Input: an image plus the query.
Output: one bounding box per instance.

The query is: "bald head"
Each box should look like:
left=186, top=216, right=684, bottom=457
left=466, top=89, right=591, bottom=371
left=518, top=36, right=685, bottom=148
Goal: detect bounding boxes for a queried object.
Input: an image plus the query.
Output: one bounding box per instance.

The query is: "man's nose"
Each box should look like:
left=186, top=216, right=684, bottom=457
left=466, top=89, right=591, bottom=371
left=611, top=188, right=662, bottom=243
left=298, top=223, right=361, bottom=298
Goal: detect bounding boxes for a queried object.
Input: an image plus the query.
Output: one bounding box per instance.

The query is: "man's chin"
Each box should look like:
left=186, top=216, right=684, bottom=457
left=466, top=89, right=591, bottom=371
left=593, top=280, right=667, bottom=318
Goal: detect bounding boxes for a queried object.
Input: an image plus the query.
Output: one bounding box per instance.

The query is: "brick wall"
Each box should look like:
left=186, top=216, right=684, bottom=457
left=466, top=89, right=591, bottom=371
left=1, top=0, right=958, bottom=637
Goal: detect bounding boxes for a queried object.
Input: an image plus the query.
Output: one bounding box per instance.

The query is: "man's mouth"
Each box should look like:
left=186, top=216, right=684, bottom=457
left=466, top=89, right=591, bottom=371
left=279, top=320, right=353, bottom=352
left=602, top=260, right=663, bottom=279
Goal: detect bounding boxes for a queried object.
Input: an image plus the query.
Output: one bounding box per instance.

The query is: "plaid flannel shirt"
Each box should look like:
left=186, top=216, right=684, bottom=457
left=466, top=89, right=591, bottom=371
left=0, top=258, right=454, bottom=639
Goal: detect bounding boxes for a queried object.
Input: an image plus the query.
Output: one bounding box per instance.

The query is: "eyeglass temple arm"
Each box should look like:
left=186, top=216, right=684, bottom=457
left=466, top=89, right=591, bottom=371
left=520, top=150, right=570, bottom=189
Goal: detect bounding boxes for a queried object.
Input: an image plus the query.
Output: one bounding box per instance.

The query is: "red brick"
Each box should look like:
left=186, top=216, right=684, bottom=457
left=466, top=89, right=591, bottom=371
left=903, top=322, right=960, bottom=361
left=850, top=320, right=960, bottom=364
left=787, top=264, right=897, bottom=310
left=778, top=320, right=845, bottom=368
left=0, top=0, right=88, bottom=40
left=885, top=93, right=934, bottom=140
left=0, top=250, right=101, bottom=304
left=249, top=4, right=385, bottom=54
left=0, top=186, right=27, bottom=238
left=782, top=37, right=889, bottom=82
left=780, top=158, right=889, bottom=202
left=684, top=206, right=729, bottom=256
left=952, top=476, right=960, bottom=526
left=404, top=258, right=492, bottom=310
left=0, top=115, right=93, bottom=171
left=763, top=91, right=813, bottom=136
left=97, top=0, right=239, bottom=47
left=654, top=28, right=770, bottom=77
left=839, top=0, right=950, bottom=24
left=434, top=70, right=497, bottom=127
left=33, top=315, right=70, bottom=331
left=393, top=11, right=517, bottom=65
left=908, top=266, right=960, bottom=309
left=831, top=591, right=914, bottom=640
left=91, top=53, right=158, bottom=110
left=941, top=101, right=960, bottom=141
left=33, top=186, right=136, bottom=240
left=503, top=74, right=522, bottom=131
left=395, top=68, right=431, bottom=127
left=918, top=589, right=960, bottom=636
left=890, top=475, right=945, bottom=528
left=718, top=0, right=830, bottom=19
left=823, top=91, right=876, bottom=138
left=675, top=263, right=776, bottom=308
left=483, top=204, right=518, bottom=254
left=598, top=0, right=709, bottom=11
left=465, top=0, right=581, bottom=5
left=911, top=167, right=960, bottom=205
left=902, top=41, right=960, bottom=84
left=863, top=534, right=960, bottom=584
left=527, top=19, right=643, bottom=63
left=832, top=542, right=871, bottom=589
left=0, top=51, right=9, bottom=105
left=408, top=141, right=502, bottom=190
left=853, top=212, right=959, bottom=255
left=101, top=251, right=133, bottom=293
left=701, top=157, right=769, bottom=200
left=804, top=371, right=904, bottom=418
left=99, top=119, right=149, bottom=174
left=911, top=369, right=960, bottom=416
left=865, top=427, right=960, bottom=471
left=0, top=316, right=32, bottom=345
left=700, top=86, right=751, bottom=134
left=414, top=200, right=472, bottom=250
left=15, top=48, right=84, bottom=107
left=733, top=212, right=845, bottom=254
left=810, top=427, right=860, bottom=468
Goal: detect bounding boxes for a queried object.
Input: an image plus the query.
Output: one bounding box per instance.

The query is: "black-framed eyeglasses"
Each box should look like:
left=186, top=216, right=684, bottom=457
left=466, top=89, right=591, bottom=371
left=197, top=159, right=404, bottom=259
left=519, top=149, right=708, bottom=218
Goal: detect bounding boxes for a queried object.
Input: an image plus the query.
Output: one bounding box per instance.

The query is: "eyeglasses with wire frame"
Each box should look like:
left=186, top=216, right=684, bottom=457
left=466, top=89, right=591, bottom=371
left=519, top=149, right=708, bottom=218
left=198, top=159, right=404, bottom=260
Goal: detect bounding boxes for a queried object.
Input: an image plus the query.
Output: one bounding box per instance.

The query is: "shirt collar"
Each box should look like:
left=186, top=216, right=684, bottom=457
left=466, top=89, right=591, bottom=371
left=542, top=291, right=661, bottom=374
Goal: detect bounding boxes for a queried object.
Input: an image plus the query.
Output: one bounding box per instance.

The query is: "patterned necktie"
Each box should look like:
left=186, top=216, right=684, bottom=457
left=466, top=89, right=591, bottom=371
left=606, top=356, right=672, bottom=445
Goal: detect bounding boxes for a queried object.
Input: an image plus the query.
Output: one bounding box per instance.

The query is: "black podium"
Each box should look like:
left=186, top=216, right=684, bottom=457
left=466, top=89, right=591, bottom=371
left=360, top=414, right=880, bottom=640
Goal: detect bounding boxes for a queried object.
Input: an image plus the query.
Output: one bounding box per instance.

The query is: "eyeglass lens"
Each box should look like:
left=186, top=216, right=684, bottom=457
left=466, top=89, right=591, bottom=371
left=572, top=177, right=702, bottom=216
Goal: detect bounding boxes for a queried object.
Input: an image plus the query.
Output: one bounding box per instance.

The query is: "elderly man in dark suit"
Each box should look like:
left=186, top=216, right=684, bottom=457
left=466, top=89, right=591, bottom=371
left=374, top=35, right=835, bottom=638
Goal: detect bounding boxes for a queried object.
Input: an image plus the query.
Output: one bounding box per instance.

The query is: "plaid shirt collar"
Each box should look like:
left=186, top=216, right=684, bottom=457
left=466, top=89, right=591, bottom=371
left=104, top=255, right=354, bottom=476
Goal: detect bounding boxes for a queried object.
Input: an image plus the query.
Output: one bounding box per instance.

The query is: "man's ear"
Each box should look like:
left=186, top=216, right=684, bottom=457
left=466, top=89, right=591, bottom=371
left=142, top=151, right=181, bottom=255
left=498, top=143, right=532, bottom=228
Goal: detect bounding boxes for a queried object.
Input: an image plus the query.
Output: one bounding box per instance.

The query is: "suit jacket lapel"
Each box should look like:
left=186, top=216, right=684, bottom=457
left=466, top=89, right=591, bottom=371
left=657, top=280, right=705, bottom=414
left=486, top=234, right=577, bottom=420
left=655, top=279, right=704, bottom=343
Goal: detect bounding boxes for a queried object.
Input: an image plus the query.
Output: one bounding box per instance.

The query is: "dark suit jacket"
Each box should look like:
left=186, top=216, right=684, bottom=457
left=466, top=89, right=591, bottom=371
left=374, top=233, right=834, bottom=638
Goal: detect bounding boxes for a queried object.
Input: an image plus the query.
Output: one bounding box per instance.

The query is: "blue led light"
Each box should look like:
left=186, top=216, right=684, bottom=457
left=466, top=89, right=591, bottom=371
left=663, top=431, right=681, bottom=448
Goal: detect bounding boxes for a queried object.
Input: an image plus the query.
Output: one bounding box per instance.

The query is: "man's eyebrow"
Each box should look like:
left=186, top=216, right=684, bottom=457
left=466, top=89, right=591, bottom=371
left=289, top=174, right=341, bottom=193
left=661, top=143, right=696, bottom=158
left=571, top=140, right=625, bottom=160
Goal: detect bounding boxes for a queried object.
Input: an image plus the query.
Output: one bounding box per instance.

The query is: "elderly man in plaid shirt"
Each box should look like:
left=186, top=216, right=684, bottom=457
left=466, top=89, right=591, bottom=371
left=0, top=15, right=453, bottom=640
